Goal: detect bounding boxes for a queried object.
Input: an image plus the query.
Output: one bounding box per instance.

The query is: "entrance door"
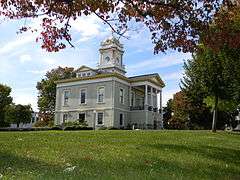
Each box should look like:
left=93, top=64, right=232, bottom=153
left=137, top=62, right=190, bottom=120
left=79, top=113, right=85, bottom=123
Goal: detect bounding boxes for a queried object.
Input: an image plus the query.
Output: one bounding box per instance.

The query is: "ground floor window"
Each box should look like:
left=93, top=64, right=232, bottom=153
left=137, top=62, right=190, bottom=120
left=97, top=112, right=104, bottom=125
left=63, top=114, right=68, bottom=123
left=79, top=113, right=85, bottom=123
left=120, top=113, right=124, bottom=126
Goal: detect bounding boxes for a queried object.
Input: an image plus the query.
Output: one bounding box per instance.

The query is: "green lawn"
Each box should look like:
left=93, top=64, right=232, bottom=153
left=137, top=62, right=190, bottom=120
left=0, top=130, right=239, bottom=179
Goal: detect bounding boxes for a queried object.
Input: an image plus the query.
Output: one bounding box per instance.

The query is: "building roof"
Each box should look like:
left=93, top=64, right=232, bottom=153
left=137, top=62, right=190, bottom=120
left=75, top=65, right=97, bottom=72
left=55, top=72, right=165, bottom=88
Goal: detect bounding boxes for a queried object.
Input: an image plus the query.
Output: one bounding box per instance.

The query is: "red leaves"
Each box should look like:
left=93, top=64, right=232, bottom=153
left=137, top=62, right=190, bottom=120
left=0, top=0, right=237, bottom=53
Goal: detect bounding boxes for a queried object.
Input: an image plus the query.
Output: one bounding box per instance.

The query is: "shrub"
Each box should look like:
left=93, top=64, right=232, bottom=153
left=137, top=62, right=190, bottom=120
left=51, top=126, right=62, bottom=130
left=107, top=126, right=119, bottom=130
left=34, top=120, right=49, bottom=127
left=64, top=126, right=93, bottom=131
left=98, top=126, right=107, bottom=130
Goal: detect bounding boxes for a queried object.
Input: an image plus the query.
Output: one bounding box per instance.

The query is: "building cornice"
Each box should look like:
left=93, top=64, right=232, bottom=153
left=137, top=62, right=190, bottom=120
left=55, top=73, right=165, bottom=88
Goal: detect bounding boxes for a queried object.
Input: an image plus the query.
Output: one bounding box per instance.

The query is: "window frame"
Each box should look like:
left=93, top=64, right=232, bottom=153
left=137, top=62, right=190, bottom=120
left=63, top=90, right=70, bottom=106
left=119, top=113, right=124, bottom=126
left=97, top=86, right=105, bottom=103
left=96, top=112, right=104, bottom=125
left=78, top=112, right=86, bottom=123
left=79, top=88, right=87, bottom=105
left=63, top=114, right=68, bottom=123
left=119, top=88, right=124, bottom=104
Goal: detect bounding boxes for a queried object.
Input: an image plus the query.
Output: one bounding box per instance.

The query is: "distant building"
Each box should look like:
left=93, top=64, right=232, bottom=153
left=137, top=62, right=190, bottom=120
left=54, top=37, right=165, bottom=129
left=10, top=112, right=39, bottom=128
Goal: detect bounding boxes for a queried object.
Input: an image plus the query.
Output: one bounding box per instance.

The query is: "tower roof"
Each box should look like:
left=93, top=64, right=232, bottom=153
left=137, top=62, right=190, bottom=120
left=100, top=35, right=123, bottom=48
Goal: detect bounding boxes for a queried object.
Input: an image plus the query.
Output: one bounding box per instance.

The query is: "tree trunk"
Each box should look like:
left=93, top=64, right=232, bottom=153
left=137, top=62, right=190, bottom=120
left=212, top=95, right=218, bottom=132
left=17, top=123, right=19, bottom=128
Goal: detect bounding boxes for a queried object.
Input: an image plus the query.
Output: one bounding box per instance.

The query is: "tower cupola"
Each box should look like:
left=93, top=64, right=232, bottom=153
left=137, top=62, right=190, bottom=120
left=97, top=36, right=126, bottom=75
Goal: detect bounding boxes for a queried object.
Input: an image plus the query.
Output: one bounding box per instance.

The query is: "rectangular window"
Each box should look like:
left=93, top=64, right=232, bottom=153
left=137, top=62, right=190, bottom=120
left=120, top=88, right=124, bottom=104
left=120, top=113, right=123, bottom=126
left=63, top=90, right=70, bottom=106
left=63, top=114, right=68, bottom=123
left=97, top=87, right=105, bottom=103
left=79, top=113, right=85, bottom=123
left=97, top=112, right=104, bottom=125
left=131, top=91, right=135, bottom=106
left=80, top=89, right=86, bottom=104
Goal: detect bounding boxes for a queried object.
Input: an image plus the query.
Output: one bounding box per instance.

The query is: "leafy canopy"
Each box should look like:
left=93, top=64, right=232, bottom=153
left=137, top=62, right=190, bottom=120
left=0, top=0, right=232, bottom=53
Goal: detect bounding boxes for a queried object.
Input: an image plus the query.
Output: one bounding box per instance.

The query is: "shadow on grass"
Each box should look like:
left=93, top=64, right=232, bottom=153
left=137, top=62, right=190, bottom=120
left=147, top=143, right=240, bottom=164
left=0, top=151, right=64, bottom=178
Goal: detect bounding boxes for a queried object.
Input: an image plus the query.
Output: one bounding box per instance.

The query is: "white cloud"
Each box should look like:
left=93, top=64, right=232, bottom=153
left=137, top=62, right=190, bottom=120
left=162, top=71, right=184, bottom=81
left=12, top=88, right=38, bottom=111
left=20, top=54, right=32, bottom=63
left=0, top=34, right=35, bottom=56
left=128, top=53, right=191, bottom=75
left=27, top=69, right=47, bottom=75
left=71, top=15, right=110, bottom=42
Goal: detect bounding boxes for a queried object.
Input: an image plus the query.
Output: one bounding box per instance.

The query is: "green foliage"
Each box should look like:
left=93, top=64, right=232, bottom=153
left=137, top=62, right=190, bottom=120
left=181, top=45, right=240, bottom=130
left=4, top=104, right=32, bottom=127
left=204, top=96, right=238, bottom=112
left=163, top=99, right=173, bottom=129
left=0, top=84, right=13, bottom=126
left=36, top=67, right=75, bottom=124
left=63, top=120, right=90, bottom=131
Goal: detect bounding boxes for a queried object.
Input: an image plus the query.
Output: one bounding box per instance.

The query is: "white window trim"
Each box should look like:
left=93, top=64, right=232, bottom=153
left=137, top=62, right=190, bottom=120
left=119, top=113, right=124, bottom=126
left=63, top=90, right=70, bottom=106
left=96, top=112, right=104, bottom=125
left=79, top=88, right=87, bottom=105
left=119, top=88, right=124, bottom=104
left=97, top=86, right=105, bottom=103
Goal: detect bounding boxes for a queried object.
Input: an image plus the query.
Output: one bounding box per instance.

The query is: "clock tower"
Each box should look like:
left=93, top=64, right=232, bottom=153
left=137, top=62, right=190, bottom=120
left=98, top=36, right=126, bottom=75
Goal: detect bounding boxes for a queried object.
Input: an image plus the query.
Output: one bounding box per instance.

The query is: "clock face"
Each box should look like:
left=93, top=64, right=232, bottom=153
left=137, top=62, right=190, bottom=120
left=105, top=56, right=110, bottom=63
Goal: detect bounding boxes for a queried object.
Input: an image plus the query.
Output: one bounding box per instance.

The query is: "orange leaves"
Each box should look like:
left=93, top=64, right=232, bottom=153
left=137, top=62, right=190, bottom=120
left=0, top=0, right=233, bottom=53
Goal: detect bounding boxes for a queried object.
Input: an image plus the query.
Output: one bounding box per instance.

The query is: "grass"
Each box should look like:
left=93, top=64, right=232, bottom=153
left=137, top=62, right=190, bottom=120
left=0, top=130, right=239, bottom=179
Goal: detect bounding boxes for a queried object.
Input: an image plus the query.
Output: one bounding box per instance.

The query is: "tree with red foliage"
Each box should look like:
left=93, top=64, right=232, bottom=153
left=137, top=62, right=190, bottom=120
left=1, top=0, right=237, bottom=53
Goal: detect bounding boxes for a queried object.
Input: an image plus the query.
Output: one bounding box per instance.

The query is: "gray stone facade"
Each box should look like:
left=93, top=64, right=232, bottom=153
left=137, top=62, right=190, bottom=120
left=55, top=37, right=165, bottom=129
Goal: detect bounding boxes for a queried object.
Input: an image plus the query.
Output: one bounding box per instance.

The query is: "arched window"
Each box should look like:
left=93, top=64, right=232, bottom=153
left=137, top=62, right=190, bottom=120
left=105, top=56, right=110, bottom=63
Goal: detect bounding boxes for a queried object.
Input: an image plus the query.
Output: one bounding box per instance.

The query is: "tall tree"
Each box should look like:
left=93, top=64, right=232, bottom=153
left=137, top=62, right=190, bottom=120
left=5, top=104, right=32, bottom=128
left=36, top=66, right=75, bottom=124
left=181, top=45, right=240, bottom=132
left=0, top=0, right=234, bottom=53
left=0, top=84, right=13, bottom=126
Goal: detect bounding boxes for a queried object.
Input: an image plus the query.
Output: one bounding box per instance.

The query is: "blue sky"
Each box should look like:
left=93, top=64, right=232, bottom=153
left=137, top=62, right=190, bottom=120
left=0, top=15, right=191, bottom=111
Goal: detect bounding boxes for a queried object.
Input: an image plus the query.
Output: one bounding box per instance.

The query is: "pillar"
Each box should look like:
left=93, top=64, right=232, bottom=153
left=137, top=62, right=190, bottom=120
left=144, top=84, right=148, bottom=109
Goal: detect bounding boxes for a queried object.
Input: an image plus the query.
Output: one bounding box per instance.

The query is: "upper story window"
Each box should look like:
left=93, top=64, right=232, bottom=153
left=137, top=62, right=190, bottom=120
left=97, top=87, right=105, bottom=103
left=105, top=56, right=110, bottom=63
left=97, top=112, right=104, bottom=125
left=120, top=88, right=124, bottom=104
left=63, top=90, right=70, bottom=106
left=80, top=89, right=87, bottom=104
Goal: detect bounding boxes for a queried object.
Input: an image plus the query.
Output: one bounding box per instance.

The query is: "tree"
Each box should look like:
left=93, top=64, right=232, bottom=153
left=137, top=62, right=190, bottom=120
left=36, top=66, right=75, bottom=124
left=5, top=104, right=32, bottom=128
left=163, top=98, right=173, bottom=129
left=181, top=45, right=240, bottom=132
left=168, top=91, right=190, bottom=129
left=0, top=0, right=235, bottom=53
left=0, top=84, right=13, bottom=127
